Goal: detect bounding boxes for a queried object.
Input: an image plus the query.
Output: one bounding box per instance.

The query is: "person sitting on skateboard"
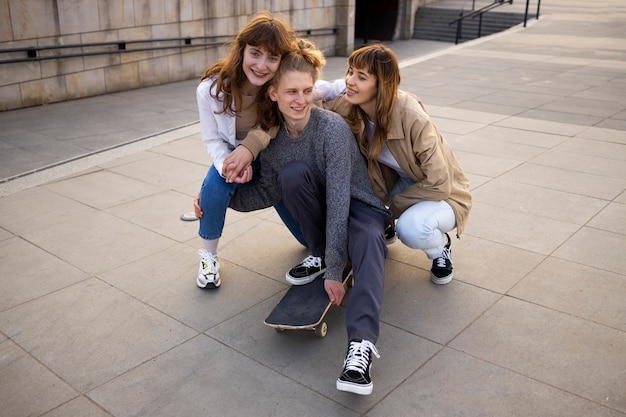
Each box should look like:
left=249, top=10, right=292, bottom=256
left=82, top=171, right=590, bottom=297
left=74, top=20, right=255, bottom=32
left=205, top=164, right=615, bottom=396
left=226, top=38, right=391, bottom=396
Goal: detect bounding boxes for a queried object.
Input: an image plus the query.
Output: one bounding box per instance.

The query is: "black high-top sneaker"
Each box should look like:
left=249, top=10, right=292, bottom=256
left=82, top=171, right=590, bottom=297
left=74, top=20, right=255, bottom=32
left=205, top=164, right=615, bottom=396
left=336, top=340, right=380, bottom=395
left=430, top=233, right=453, bottom=285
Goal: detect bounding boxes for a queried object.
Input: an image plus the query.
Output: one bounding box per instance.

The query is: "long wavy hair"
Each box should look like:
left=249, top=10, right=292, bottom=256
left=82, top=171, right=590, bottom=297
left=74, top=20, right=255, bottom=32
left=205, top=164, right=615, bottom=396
left=258, top=38, right=326, bottom=131
left=344, top=44, right=400, bottom=159
left=200, top=11, right=296, bottom=117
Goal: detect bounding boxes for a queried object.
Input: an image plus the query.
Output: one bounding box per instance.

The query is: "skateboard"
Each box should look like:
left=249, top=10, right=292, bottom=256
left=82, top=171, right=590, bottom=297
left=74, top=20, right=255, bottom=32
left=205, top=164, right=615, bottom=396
left=264, top=263, right=354, bottom=337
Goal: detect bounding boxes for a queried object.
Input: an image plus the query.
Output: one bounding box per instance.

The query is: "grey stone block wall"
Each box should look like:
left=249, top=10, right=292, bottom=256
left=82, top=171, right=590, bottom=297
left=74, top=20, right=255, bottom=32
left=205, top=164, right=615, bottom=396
left=0, top=0, right=343, bottom=110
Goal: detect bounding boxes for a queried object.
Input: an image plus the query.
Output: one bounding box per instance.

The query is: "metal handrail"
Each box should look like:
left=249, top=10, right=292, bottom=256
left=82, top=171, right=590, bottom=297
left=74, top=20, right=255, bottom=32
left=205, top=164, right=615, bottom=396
left=0, top=28, right=337, bottom=65
left=524, top=0, right=541, bottom=26
left=449, top=0, right=513, bottom=44
left=449, top=0, right=541, bottom=44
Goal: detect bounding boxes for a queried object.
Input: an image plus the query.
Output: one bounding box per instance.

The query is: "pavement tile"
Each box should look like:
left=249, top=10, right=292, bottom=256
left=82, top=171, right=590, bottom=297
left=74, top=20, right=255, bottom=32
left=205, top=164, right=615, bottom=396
left=465, top=201, right=580, bottom=255
left=0, top=186, right=98, bottom=236
left=447, top=132, right=548, bottom=161
left=98, top=243, right=286, bottom=332
left=367, top=348, right=625, bottom=417
left=471, top=178, right=608, bottom=225
left=556, top=137, right=626, bottom=161
left=445, top=234, right=546, bottom=293
left=106, top=153, right=207, bottom=190
left=452, top=99, right=528, bottom=116
left=449, top=297, right=626, bottom=413
left=88, top=335, right=358, bottom=417
left=40, top=396, right=113, bottom=417
left=431, top=117, right=486, bottom=135
left=105, top=189, right=199, bottom=243
left=495, top=116, right=588, bottom=136
left=0, top=339, right=78, bottom=417
left=0, top=236, right=88, bottom=311
left=500, top=163, right=626, bottom=200
left=0, top=278, right=197, bottom=393
left=531, top=148, right=626, bottom=179
left=587, top=201, right=626, bottom=235
left=0, top=227, right=12, bottom=242
left=454, top=150, right=523, bottom=178
left=428, top=106, right=510, bottom=124
left=517, top=108, right=606, bottom=126
left=553, top=226, right=626, bottom=275
left=381, top=259, right=501, bottom=344
left=21, top=210, right=176, bottom=275
left=576, top=126, right=626, bottom=144
left=510, top=257, right=626, bottom=331
left=149, top=134, right=209, bottom=166
left=44, top=169, right=163, bottom=210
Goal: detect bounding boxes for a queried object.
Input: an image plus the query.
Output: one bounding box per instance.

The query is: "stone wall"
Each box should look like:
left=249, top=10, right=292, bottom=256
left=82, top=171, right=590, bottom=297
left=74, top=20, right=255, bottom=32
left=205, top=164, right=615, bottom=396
left=0, top=0, right=344, bottom=111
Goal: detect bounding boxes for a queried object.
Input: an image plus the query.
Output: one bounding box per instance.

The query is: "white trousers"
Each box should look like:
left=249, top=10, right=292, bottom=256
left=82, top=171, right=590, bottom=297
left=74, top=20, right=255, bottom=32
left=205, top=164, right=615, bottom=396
left=391, top=178, right=457, bottom=259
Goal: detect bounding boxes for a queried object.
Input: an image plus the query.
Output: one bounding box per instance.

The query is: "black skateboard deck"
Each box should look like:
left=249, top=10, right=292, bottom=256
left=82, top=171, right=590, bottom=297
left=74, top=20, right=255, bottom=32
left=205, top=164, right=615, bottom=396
left=264, top=263, right=353, bottom=337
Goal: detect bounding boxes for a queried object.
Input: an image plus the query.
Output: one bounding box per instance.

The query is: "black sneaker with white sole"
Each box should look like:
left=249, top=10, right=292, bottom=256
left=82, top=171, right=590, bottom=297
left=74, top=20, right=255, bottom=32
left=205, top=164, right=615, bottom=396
left=336, top=340, right=380, bottom=395
left=285, top=255, right=326, bottom=285
left=430, top=233, right=453, bottom=285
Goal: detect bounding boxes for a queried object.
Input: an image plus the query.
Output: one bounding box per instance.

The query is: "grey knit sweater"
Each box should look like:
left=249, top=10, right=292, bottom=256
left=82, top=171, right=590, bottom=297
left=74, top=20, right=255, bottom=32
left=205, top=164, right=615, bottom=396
left=229, top=106, right=390, bottom=281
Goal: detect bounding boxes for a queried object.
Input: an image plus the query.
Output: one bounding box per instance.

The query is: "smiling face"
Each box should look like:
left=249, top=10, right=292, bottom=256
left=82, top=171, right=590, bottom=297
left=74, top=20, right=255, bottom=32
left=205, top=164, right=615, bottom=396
left=241, top=44, right=281, bottom=93
left=268, top=70, right=314, bottom=133
left=344, top=65, right=378, bottom=119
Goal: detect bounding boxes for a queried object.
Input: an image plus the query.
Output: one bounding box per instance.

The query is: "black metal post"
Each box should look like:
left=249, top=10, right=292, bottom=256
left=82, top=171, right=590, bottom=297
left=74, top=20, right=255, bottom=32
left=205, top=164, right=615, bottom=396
left=536, top=0, right=541, bottom=19
left=455, top=10, right=464, bottom=44
left=523, top=0, right=530, bottom=27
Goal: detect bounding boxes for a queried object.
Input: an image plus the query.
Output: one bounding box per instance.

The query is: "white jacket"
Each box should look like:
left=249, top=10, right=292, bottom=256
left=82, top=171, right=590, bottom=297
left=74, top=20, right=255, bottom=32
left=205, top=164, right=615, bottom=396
left=196, top=77, right=268, bottom=176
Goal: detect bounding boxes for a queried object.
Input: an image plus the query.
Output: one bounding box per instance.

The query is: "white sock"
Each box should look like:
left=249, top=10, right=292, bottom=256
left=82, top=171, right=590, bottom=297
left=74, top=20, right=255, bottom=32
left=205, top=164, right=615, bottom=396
left=202, top=238, right=218, bottom=255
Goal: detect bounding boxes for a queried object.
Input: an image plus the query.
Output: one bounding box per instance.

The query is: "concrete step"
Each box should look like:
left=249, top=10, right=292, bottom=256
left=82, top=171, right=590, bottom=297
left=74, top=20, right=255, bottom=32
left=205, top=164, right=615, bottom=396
left=413, top=0, right=533, bottom=43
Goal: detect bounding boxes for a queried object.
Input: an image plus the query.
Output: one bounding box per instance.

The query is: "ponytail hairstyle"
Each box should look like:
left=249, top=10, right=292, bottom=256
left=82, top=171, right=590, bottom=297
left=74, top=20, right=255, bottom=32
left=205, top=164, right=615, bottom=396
left=201, top=11, right=296, bottom=116
left=258, top=38, right=326, bottom=130
left=345, top=44, right=400, bottom=159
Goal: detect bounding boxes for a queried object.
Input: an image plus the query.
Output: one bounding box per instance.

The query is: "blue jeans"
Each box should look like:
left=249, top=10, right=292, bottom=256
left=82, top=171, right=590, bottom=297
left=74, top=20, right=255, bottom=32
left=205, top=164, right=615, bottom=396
left=198, top=162, right=306, bottom=246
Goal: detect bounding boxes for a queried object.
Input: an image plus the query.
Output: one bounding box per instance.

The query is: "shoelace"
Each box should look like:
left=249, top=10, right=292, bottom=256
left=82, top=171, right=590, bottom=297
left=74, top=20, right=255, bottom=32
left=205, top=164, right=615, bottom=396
left=198, top=250, right=218, bottom=273
left=344, top=340, right=380, bottom=373
left=435, top=247, right=452, bottom=268
left=300, top=255, right=322, bottom=268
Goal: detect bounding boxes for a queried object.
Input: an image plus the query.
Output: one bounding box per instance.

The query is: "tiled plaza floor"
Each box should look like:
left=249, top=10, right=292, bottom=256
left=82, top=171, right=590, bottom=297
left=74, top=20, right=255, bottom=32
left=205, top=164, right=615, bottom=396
left=0, top=1, right=625, bottom=416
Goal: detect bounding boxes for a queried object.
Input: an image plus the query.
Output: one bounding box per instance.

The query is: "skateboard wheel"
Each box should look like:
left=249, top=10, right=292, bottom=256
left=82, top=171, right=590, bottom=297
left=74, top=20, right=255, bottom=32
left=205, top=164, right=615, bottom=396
left=275, top=328, right=285, bottom=333
left=315, top=322, right=328, bottom=337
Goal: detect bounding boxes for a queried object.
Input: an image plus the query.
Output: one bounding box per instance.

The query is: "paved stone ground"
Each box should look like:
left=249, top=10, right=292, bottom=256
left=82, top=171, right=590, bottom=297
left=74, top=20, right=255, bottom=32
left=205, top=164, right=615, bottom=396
left=0, top=1, right=625, bottom=416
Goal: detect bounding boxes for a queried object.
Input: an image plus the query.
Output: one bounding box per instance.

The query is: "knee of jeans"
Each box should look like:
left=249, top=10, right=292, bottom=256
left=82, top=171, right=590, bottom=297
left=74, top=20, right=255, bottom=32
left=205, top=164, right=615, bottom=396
left=396, top=218, right=433, bottom=249
left=278, top=161, right=310, bottom=192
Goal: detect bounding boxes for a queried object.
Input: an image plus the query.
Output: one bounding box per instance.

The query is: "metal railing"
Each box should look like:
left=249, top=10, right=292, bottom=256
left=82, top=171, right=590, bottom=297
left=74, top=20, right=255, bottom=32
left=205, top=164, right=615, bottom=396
left=0, top=28, right=337, bottom=65
left=449, top=0, right=540, bottom=45
left=449, top=0, right=513, bottom=45
left=524, top=0, right=541, bottom=26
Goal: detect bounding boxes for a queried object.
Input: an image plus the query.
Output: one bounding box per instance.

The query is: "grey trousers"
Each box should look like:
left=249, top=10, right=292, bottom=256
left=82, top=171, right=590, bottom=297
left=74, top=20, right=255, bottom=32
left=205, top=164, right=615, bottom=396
left=279, top=161, right=388, bottom=343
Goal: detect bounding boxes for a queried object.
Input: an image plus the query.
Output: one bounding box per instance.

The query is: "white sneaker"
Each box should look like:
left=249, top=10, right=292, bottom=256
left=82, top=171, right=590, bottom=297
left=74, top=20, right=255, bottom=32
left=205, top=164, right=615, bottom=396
left=197, top=249, right=220, bottom=289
